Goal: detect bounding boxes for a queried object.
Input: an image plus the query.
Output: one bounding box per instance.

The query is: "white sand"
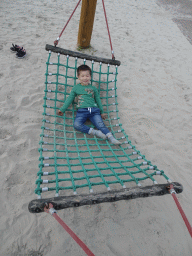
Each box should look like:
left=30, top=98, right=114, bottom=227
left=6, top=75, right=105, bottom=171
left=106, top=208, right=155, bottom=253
left=1, top=0, right=192, bottom=255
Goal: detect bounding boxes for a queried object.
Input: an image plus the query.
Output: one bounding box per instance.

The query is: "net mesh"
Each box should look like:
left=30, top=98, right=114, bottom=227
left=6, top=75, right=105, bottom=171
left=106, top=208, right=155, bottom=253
left=35, top=50, right=170, bottom=199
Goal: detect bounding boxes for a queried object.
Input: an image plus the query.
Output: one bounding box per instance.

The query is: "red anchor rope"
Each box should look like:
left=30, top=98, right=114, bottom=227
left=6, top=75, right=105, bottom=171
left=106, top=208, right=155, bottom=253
left=44, top=203, right=95, bottom=256
left=169, top=184, right=192, bottom=238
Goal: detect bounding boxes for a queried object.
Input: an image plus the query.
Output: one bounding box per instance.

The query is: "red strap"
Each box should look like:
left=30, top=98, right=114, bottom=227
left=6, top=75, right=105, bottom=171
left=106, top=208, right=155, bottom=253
left=44, top=204, right=95, bottom=256
left=169, top=184, right=192, bottom=238
left=101, top=0, right=115, bottom=60
left=54, top=0, right=82, bottom=46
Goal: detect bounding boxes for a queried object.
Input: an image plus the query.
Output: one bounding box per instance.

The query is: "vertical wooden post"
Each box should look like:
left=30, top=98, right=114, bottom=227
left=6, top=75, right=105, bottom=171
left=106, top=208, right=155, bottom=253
left=77, top=0, right=97, bottom=49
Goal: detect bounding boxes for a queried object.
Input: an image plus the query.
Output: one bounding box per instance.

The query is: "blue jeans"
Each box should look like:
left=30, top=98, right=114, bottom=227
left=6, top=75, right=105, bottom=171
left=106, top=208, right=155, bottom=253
left=73, top=108, right=110, bottom=135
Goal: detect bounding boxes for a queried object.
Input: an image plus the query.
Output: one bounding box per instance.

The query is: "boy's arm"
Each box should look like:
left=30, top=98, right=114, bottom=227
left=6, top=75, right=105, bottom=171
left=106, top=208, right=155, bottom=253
left=94, top=87, right=104, bottom=114
left=59, top=88, right=76, bottom=113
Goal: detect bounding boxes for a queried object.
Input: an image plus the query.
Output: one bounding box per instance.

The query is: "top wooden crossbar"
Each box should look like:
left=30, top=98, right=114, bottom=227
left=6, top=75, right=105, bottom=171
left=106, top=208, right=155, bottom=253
left=45, top=44, right=121, bottom=66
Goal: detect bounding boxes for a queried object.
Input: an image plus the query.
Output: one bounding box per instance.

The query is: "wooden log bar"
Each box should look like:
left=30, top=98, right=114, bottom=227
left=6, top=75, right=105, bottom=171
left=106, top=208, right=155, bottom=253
left=45, top=44, right=121, bottom=66
left=28, top=182, right=183, bottom=213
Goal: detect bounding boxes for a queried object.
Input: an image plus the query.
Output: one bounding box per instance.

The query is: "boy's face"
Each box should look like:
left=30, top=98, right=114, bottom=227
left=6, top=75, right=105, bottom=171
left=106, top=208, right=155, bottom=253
left=78, top=70, right=91, bottom=86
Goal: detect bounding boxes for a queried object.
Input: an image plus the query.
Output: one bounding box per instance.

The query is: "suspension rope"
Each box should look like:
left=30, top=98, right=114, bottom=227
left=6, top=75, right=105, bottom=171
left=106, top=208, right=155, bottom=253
left=169, top=184, right=192, bottom=238
left=101, top=0, right=115, bottom=60
left=44, top=203, right=95, bottom=256
left=53, top=0, right=115, bottom=59
left=54, top=0, right=82, bottom=46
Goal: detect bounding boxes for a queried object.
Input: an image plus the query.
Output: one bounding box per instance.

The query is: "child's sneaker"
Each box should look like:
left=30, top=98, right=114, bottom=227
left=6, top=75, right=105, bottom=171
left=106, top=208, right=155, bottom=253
left=10, top=44, right=21, bottom=52
left=16, top=47, right=26, bottom=59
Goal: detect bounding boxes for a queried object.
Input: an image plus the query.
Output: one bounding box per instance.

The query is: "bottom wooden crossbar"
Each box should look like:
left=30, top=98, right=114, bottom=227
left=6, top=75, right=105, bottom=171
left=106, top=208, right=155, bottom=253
left=28, top=182, right=183, bottom=213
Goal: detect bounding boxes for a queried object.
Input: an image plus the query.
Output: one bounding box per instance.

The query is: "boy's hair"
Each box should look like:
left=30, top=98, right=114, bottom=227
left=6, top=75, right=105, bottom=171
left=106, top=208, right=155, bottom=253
left=77, top=65, right=92, bottom=76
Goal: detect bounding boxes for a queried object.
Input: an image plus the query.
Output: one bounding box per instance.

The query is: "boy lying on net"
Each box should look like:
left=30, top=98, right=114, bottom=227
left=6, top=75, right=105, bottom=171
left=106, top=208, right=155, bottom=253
left=58, top=64, right=121, bottom=145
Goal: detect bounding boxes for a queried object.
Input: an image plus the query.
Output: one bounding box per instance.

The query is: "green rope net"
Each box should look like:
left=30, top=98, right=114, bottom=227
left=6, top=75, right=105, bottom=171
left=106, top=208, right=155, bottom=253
left=34, top=46, right=173, bottom=204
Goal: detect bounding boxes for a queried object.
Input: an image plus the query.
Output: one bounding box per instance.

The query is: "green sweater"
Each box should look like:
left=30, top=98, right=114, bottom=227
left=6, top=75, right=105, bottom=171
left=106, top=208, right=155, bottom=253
left=59, top=83, right=104, bottom=113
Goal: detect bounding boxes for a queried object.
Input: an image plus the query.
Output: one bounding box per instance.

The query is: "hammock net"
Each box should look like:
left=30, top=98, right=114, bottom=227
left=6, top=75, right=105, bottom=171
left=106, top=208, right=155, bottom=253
left=28, top=45, right=182, bottom=213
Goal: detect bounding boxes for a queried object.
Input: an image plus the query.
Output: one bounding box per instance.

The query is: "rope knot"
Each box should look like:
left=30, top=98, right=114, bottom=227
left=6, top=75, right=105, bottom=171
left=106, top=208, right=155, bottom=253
left=54, top=40, right=59, bottom=47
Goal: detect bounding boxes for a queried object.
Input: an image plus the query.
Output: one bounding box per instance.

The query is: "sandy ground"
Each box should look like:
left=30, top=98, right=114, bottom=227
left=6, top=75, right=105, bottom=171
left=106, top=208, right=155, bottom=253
left=1, top=0, right=192, bottom=255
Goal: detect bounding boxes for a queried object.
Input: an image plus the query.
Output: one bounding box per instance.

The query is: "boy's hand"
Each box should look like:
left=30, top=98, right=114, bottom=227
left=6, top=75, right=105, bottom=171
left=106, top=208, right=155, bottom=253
left=101, top=113, right=107, bottom=120
left=58, top=110, right=63, bottom=116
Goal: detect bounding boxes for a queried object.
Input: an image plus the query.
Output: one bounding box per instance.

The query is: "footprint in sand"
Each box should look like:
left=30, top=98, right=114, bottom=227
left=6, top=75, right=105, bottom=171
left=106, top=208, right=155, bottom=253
left=20, top=96, right=30, bottom=106
left=0, top=129, right=11, bottom=140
